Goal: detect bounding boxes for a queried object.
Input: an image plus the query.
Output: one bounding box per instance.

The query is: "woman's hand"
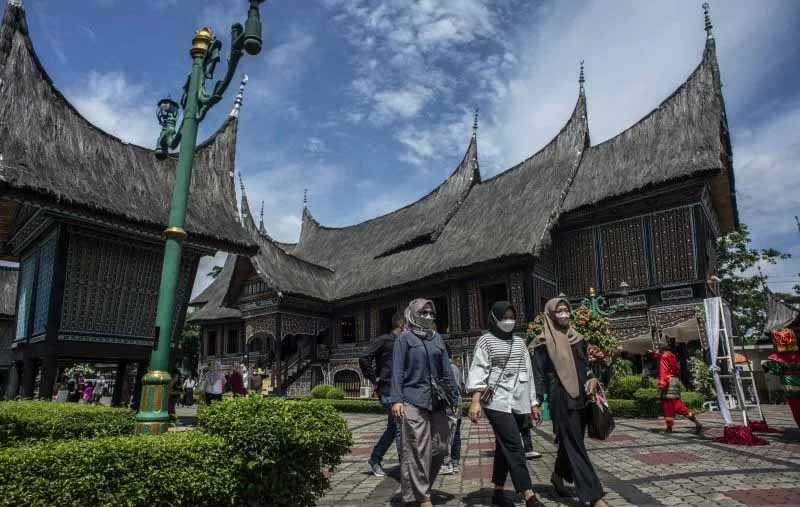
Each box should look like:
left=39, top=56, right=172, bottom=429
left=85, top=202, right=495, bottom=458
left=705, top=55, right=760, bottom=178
left=585, top=378, right=600, bottom=398
left=531, top=405, right=542, bottom=426
left=392, top=402, right=404, bottom=418
left=468, top=400, right=481, bottom=423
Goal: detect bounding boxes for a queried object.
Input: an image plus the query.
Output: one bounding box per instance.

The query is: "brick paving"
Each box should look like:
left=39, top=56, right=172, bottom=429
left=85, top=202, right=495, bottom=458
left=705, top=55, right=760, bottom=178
left=319, top=405, right=800, bottom=506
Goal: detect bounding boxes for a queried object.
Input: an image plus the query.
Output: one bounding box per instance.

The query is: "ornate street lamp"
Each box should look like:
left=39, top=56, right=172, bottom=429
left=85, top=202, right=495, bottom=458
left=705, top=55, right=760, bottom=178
left=135, top=0, right=267, bottom=435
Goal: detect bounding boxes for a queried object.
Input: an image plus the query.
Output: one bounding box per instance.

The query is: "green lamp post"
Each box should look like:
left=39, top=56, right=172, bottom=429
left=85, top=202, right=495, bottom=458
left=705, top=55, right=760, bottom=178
left=135, top=0, right=267, bottom=434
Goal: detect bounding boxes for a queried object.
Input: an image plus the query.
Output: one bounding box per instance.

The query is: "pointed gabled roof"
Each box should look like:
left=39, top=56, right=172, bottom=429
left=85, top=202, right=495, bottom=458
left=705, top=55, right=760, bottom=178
left=0, top=2, right=254, bottom=252
left=188, top=254, right=242, bottom=322
left=292, top=132, right=480, bottom=268
left=563, top=36, right=737, bottom=231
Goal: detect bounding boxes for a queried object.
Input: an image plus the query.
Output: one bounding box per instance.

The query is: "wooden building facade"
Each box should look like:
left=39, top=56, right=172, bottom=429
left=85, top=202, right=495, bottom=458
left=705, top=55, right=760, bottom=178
left=191, top=24, right=738, bottom=396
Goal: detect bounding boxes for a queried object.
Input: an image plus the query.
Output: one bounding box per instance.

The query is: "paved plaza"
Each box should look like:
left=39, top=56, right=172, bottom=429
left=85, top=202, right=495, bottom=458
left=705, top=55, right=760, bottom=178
left=320, top=406, right=800, bottom=506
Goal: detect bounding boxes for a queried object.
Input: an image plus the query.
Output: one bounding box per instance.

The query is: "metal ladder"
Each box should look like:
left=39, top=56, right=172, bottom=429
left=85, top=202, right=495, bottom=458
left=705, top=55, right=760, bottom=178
left=713, top=302, right=765, bottom=426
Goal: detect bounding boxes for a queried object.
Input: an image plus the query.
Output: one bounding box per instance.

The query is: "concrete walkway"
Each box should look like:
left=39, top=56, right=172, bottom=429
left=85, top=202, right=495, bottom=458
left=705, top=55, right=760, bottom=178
left=320, top=406, right=800, bottom=506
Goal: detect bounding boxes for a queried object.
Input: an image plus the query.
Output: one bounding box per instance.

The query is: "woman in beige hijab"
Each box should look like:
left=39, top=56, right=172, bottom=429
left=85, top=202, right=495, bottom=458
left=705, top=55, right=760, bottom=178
left=531, top=297, right=607, bottom=507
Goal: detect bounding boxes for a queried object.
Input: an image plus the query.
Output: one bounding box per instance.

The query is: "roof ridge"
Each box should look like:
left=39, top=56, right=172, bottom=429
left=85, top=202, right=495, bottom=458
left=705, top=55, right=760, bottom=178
left=299, top=133, right=479, bottom=233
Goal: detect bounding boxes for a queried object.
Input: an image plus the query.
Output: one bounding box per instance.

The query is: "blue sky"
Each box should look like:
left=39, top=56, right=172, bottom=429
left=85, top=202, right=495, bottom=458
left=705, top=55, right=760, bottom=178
left=17, top=0, right=800, bottom=297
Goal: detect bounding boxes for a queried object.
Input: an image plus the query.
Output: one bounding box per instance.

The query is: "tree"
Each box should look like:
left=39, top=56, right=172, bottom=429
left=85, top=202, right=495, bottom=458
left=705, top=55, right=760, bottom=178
left=716, top=224, right=791, bottom=342
left=207, top=265, right=224, bottom=278
left=175, top=323, right=200, bottom=376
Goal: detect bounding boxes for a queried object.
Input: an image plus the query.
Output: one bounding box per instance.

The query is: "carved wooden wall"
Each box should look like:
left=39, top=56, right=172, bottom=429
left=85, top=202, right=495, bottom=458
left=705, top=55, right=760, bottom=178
left=556, top=228, right=597, bottom=297
left=32, top=232, right=58, bottom=338
left=599, top=218, right=648, bottom=292
left=651, top=208, right=696, bottom=285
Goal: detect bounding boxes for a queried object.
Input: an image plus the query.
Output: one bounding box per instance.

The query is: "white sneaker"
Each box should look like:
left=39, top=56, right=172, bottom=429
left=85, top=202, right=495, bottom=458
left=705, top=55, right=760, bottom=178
left=367, top=460, right=386, bottom=477
left=525, top=450, right=542, bottom=459
left=440, top=463, right=454, bottom=475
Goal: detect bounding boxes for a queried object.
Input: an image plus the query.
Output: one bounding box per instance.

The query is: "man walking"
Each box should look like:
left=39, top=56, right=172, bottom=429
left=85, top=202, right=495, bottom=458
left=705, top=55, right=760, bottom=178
left=359, top=311, right=405, bottom=477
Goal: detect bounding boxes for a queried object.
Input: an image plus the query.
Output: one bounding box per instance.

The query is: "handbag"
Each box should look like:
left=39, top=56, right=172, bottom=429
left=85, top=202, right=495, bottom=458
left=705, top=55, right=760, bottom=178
left=587, top=386, right=615, bottom=440
left=480, top=338, right=516, bottom=405
left=421, top=339, right=454, bottom=411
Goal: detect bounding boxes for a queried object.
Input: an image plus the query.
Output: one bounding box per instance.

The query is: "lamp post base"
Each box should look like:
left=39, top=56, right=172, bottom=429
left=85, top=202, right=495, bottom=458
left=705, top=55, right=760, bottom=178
left=134, top=370, right=172, bottom=435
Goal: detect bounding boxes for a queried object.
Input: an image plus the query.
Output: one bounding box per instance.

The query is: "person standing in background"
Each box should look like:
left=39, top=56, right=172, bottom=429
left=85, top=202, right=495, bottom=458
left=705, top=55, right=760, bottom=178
left=441, top=354, right=464, bottom=475
left=359, top=311, right=405, bottom=477
left=182, top=376, right=196, bottom=406
left=205, top=362, right=226, bottom=404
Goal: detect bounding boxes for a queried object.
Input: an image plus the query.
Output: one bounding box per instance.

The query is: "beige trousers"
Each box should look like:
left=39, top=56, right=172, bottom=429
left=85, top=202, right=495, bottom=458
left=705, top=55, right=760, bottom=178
left=400, top=403, right=450, bottom=502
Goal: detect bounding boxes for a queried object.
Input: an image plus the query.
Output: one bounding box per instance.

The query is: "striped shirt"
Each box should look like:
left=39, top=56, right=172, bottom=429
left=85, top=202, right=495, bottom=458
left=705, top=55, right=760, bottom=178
left=466, top=333, right=538, bottom=414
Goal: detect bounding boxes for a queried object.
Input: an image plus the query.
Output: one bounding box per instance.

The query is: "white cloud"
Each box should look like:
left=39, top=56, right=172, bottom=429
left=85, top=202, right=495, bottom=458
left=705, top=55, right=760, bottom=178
left=69, top=71, right=155, bottom=147
left=305, top=137, right=328, bottom=154
left=374, top=86, right=433, bottom=120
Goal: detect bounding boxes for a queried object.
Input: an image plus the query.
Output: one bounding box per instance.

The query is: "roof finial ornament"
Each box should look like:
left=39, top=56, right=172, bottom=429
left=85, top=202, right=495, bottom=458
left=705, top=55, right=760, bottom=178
left=303, top=188, right=308, bottom=208
left=472, top=108, right=479, bottom=138
left=238, top=171, right=245, bottom=193
left=259, top=200, right=265, bottom=228
left=8, top=0, right=23, bottom=8
left=702, top=2, right=713, bottom=39
left=229, top=74, right=249, bottom=118
left=579, top=60, right=585, bottom=93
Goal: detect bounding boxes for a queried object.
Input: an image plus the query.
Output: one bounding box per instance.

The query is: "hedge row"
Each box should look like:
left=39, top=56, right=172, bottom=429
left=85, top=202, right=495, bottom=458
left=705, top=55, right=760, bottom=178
left=0, top=397, right=353, bottom=507
left=310, top=384, right=345, bottom=400
left=0, top=401, right=135, bottom=447
left=0, top=431, right=233, bottom=507
left=608, top=389, right=705, bottom=418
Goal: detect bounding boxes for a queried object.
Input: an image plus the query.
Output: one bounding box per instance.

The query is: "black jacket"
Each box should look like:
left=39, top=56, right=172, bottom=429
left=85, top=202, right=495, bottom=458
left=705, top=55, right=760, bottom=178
left=359, top=333, right=397, bottom=396
left=532, top=339, right=592, bottom=410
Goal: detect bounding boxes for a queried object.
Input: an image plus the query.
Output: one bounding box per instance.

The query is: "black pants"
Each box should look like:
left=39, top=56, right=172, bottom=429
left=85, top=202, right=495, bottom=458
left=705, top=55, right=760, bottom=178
left=205, top=392, right=223, bottom=404
left=485, top=408, right=533, bottom=492
left=550, top=387, right=604, bottom=505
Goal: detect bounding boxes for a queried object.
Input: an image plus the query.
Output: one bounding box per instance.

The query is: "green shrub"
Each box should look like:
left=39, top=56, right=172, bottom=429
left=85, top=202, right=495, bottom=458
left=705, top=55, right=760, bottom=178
left=310, top=384, right=345, bottom=399
left=0, top=431, right=234, bottom=507
left=310, top=384, right=335, bottom=399
left=608, top=375, right=649, bottom=400
left=608, top=399, right=638, bottom=418
left=632, top=388, right=705, bottom=419
left=198, top=396, right=353, bottom=507
left=326, top=386, right=345, bottom=399
left=0, top=401, right=135, bottom=447
left=609, top=358, right=634, bottom=387
left=680, top=391, right=705, bottom=412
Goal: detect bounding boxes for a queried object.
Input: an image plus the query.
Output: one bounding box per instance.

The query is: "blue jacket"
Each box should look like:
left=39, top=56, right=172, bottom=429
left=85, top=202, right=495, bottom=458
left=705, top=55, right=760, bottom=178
left=388, top=330, right=455, bottom=411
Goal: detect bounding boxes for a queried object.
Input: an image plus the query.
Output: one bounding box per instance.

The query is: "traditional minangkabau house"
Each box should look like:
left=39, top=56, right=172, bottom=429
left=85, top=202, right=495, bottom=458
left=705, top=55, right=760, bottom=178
left=190, top=9, right=737, bottom=397
left=0, top=1, right=256, bottom=401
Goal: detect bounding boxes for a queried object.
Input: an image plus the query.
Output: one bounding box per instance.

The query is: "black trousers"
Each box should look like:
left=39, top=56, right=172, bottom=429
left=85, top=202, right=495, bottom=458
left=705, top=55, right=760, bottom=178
left=485, top=408, right=533, bottom=492
left=550, top=386, right=604, bottom=505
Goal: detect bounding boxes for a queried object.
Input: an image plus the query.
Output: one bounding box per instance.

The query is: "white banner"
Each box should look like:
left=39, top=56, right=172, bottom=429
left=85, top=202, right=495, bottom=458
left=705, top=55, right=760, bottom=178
left=704, top=297, right=733, bottom=425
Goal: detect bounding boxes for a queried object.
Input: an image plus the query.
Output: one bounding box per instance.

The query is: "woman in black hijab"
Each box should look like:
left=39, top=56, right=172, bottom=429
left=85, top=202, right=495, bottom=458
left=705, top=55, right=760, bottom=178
left=466, top=301, right=542, bottom=507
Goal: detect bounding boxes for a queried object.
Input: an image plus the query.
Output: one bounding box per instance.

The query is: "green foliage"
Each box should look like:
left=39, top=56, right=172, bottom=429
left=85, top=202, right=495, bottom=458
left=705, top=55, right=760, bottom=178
left=609, top=359, right=634, bottom=389
left=198, top=396, right=353, bottom=507
left=608, top=375, right=650, bottom=400
left=310, top=384, right=345, bottom=400
left=607, top=399, right=639, bottom=418
left=716, top=225, right=792, bottom=342
left=690, top=354, right=716, bottom=401
left=632, top=388, right=704, bottom=419
left=526, top=305, right=620, bottom=358
left=207, top=265, right=224, bottom=278
left=177, top=323, right=200, bottom=375
left=0, top=401, right=135, bottom=447
left=0, top=431, right=234, bottom=507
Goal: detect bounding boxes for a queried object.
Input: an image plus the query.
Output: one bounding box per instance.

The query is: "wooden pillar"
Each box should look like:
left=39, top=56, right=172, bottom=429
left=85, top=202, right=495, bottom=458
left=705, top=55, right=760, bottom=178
left=38, top=355, right=58, bottom=400
left=111, top=361, right=128, bottom=407
left=20, top=357, right=37, bottom=399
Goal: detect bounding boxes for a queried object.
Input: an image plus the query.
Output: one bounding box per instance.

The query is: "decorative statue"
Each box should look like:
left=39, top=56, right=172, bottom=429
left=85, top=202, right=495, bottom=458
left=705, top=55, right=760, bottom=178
left=762, top=328, right=800, bottom=428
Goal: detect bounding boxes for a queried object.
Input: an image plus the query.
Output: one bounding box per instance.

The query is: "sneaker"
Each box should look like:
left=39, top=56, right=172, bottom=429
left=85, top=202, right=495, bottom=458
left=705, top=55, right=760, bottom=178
left=367, top=460, right=385, bottom=477
left=452, top=461, right=461, bottom=473
left=440, top=463, right=454, bottom=475
left=525, top=450, right=542, bottom=459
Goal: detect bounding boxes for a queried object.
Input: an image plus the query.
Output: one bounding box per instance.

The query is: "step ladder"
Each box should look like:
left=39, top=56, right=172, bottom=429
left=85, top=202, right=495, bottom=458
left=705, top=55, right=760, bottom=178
left=707, top=298, right=765, bottom=426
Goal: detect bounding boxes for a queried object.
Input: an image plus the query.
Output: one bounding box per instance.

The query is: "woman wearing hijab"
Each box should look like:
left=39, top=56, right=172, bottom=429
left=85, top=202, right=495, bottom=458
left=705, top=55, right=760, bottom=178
left=390, top=298, right=456, bottom=507
left=531, top=297, right=606, bottom=507
left=466, top=301, right=542, bottom=507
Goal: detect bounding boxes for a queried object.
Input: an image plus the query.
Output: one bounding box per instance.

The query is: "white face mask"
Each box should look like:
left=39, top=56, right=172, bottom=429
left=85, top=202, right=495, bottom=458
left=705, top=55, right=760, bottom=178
left=555, top=310, right=571, bottom=327
left=497, top=319, right=515, bottom=333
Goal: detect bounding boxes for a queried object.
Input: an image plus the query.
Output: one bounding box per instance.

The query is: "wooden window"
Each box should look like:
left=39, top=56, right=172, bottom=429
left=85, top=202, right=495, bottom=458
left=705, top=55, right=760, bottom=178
left=378, top=307, right=396, bottom=335
left=207, top=330, right=218, bottom=357
left=431, top=296, right=449, bottom=334
left=339, top=317, right=355, bottom=343
left=480, top=283, right=508, bottom=328
left=226, top=328, right=239, bottom=354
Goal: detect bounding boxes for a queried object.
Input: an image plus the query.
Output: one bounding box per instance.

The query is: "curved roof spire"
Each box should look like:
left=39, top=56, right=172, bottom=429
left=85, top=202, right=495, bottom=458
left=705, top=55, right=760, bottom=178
left=579, top=60, right=585, bottom=94
left=702, top=2, right=714, bottom=40
left=472, top=108, right=479, bottom=138
left=259, top=200, right=266, bottom=234
left=229, top=74, right=249, bottom=118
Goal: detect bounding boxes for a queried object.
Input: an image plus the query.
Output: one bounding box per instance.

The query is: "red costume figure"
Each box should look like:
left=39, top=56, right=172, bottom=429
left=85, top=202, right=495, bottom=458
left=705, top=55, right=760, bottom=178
left=653, top=341, right=703, bottom=434
left=762, top=328, right=800, bottom=428
left=228, top=369, right=248, bottom=396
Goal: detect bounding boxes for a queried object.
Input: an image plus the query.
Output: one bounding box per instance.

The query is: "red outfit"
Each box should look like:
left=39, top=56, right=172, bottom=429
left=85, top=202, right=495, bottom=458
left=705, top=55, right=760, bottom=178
left=654, top=350, right=694, bottom=430
left=229, top=370, right=248, bottom=396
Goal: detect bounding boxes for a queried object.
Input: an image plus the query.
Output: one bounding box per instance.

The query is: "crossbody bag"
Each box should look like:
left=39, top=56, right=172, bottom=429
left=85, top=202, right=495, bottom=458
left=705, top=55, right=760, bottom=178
left=480, top=337, right=520, bottom=405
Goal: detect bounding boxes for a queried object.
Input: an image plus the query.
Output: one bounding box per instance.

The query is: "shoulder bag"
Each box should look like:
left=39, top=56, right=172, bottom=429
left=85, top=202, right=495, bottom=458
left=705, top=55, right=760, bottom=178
left=480, top=337, right=517, bottom=405
left=421, top=339, right=454, bottom=411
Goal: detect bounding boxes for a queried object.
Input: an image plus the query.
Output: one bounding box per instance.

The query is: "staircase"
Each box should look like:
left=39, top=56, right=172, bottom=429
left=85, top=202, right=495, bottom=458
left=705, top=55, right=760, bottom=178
left=279, top=343, right=315, bottom=393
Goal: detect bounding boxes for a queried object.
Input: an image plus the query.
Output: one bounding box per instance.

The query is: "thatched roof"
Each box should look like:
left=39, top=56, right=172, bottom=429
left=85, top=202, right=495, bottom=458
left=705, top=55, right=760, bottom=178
left=563, top=37, right=737, bottom=231
left=188, top=254, right=242, bottom=322
left=192, top=25, right=737, bottom=315
left=0, top=3, right=254, bottom=252
left=0, top=265, right=17, bottom=317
